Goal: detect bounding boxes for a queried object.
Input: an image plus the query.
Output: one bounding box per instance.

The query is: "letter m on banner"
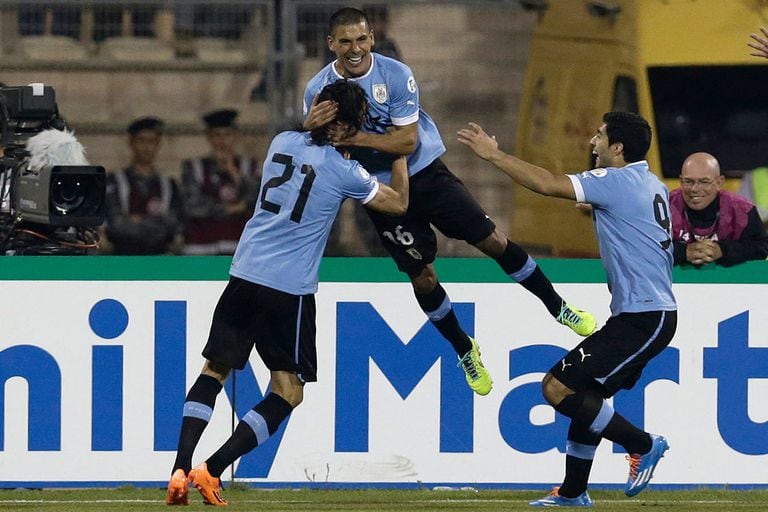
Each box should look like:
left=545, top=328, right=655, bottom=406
left=335, top=302, right=474, bottom=453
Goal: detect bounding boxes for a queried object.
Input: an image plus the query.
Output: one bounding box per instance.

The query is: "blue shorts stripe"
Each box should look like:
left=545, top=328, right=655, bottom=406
left=588, top=400, right=614, bottom=435
left=183, top=401, right=213, bottom=422
left=510, top=256, right=537, bottom=282
left=597, top=311, right=667, bottom=385
left=243, top=410, right=270, bottom=445
left=566, top=441, right=598, bottom=460
left=294, top=296, right=302, bottom=365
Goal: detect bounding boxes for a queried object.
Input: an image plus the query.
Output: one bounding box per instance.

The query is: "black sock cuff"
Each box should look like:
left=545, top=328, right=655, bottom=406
left=254, top=393, right=294, bottom=435
left=554, top=392, right=586, bottom=418
left=494, top=240, right=531, bottom=275
left=186, top=374, right=223, bottom=408
left=415, top=282, right=447, bottom=313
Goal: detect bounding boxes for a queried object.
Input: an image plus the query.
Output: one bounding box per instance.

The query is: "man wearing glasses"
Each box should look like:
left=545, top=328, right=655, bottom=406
left=670, top=152, right=768, bottom=266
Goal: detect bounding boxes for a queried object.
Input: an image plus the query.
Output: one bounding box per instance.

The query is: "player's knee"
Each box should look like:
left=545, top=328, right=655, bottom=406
left=474, top=229, right=507, bottom=258
left=411, top=266, right=437, bottom=294
left=202, top=360, right=231, bottom=384
left=277, top=386, right=303, bottom=409
left=270, top=372, right=305, bottom=408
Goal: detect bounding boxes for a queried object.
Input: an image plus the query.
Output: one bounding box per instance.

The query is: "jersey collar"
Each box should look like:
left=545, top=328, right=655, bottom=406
left=332, top=53, right=376, bottom=81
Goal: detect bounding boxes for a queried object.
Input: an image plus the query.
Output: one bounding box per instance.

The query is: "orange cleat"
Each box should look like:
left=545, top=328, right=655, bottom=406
left=165, top=468, right=189, bottom=506
left=188, top=462, right=227, bottom=506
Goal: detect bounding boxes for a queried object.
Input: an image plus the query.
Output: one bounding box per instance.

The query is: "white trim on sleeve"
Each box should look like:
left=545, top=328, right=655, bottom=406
left=392, top=112, right=419, bottom=126
left=567, top=174, right=586, bottom=203
left=361, top=181, right=380, bottom=205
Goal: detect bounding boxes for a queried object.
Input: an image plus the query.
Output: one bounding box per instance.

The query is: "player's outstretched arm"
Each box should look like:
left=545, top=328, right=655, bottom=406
left=365, top=156, right=409, bottom=215
left=457, top=122, right=576, bottom=200
left=336, top=123, right=417, bottom=156
left=748, top=27, right=768, bottom=59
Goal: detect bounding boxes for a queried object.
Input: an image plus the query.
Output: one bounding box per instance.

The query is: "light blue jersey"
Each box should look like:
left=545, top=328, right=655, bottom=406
left=303, top=53, right=445, bottom=183
left=567, top=161, right=677, bottom=315
left=231, top=131, right=379, bottom=295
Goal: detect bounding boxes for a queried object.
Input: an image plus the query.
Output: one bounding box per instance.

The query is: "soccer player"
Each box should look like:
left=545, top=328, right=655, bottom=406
left=165, top=80, right=409, bottom=506
left=303, top=7, right=596, bottom=397
left=458, top=112, right=678, bottom=507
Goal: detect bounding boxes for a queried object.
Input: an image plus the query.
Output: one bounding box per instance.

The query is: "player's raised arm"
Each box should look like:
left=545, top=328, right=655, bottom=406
left=364, top=155, right=409, bottom=215
left=748, top=26, right=768, bottom=59
left=457, top=122, right=576, bottom=200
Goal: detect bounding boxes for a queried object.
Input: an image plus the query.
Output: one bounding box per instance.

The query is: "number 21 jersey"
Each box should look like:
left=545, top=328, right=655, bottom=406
left=231, top=131, right=379, bottom=295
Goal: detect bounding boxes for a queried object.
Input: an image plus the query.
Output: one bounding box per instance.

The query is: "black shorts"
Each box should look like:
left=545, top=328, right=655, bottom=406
left=365, top=158, right=496, bottom=278
left=202, top=276, right=318, bottom=382
left=550, top=310, right=677, bottom=398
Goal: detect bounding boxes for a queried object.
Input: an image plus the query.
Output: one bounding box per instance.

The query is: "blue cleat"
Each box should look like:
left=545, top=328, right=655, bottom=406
left=625, top=434, right=669, bottom=497
left=529, top=487, right=593, bottom=507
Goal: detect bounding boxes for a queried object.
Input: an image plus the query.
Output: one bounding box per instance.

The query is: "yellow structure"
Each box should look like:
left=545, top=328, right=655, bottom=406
left=514, top=0, right=768, bottom=256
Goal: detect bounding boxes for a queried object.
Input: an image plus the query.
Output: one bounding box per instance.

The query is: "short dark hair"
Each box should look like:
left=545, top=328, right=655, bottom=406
left=329, top=7, right=370, bottom=36
left=603, top=111, right=652, bottom=162
left=310, top=79, right=368, bottom=146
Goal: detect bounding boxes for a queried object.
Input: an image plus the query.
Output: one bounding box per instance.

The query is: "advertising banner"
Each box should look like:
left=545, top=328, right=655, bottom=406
left=0, top=258, right=766, bottom=488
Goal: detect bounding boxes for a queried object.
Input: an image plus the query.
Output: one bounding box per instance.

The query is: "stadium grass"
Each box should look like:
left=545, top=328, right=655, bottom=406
left=1, top=488, right=767, bottom=512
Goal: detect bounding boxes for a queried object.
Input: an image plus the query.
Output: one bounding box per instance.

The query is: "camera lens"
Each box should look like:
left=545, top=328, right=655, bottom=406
left=51, top=175, right=88, bottom=214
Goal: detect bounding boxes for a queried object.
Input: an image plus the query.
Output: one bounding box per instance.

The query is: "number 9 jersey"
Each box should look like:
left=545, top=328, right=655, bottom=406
left=230, top=131, right=379, bottom=295
left=566, top=161, right=677, bottom=316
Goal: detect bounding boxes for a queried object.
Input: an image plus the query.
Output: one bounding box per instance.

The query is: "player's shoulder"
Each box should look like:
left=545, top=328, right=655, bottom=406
left=580, top=161, right=650, bottom=181
left=266, top=130, right=311, bottom=156
left=576, top=166, right=614, bottom=182
left=338, top=159, right=374, bottom=185
left=374, top=54, right=414, bottom=80
left=374, top=53, right=411, bottom=71
left=272, top=129, right=306, bottom=145
left=305, top=62, right=337, bottom=91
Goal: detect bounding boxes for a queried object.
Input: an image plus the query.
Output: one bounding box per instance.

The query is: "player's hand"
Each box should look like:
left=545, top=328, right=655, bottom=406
left=748, top=26, right=768, bottom=59
left=575, top=202, right=593, bottom=215
left=457, top=122, right=499, bottom=161
left=303, top=95, right=338, bottom=131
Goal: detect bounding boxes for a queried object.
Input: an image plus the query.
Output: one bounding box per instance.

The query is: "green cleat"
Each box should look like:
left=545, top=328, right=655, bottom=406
left=457, top=337, right=493, bottom=396
left=557, top=303, right=597, bottom=336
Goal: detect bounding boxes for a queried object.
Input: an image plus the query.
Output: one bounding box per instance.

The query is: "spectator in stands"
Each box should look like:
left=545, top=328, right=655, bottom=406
left=181, top=109, right=261, bottom=255
left=670, top=152, right=768, bottom=267
left=739, top=168, right=768, bottom=226
left=104, top=117, right=184, bottom=255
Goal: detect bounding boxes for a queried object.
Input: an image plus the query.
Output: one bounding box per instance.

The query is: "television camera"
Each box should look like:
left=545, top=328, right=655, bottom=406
left=0, top=83, right=105, bottom=255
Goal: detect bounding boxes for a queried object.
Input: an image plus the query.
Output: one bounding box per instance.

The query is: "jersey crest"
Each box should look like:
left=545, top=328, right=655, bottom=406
left=372, top=84, right=388, bottom=103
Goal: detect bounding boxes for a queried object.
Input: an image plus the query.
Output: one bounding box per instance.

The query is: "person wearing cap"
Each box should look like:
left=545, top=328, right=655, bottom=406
left=103, top=116, right=184, bottom=255
left=180, top=109, right=262, bottom=255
